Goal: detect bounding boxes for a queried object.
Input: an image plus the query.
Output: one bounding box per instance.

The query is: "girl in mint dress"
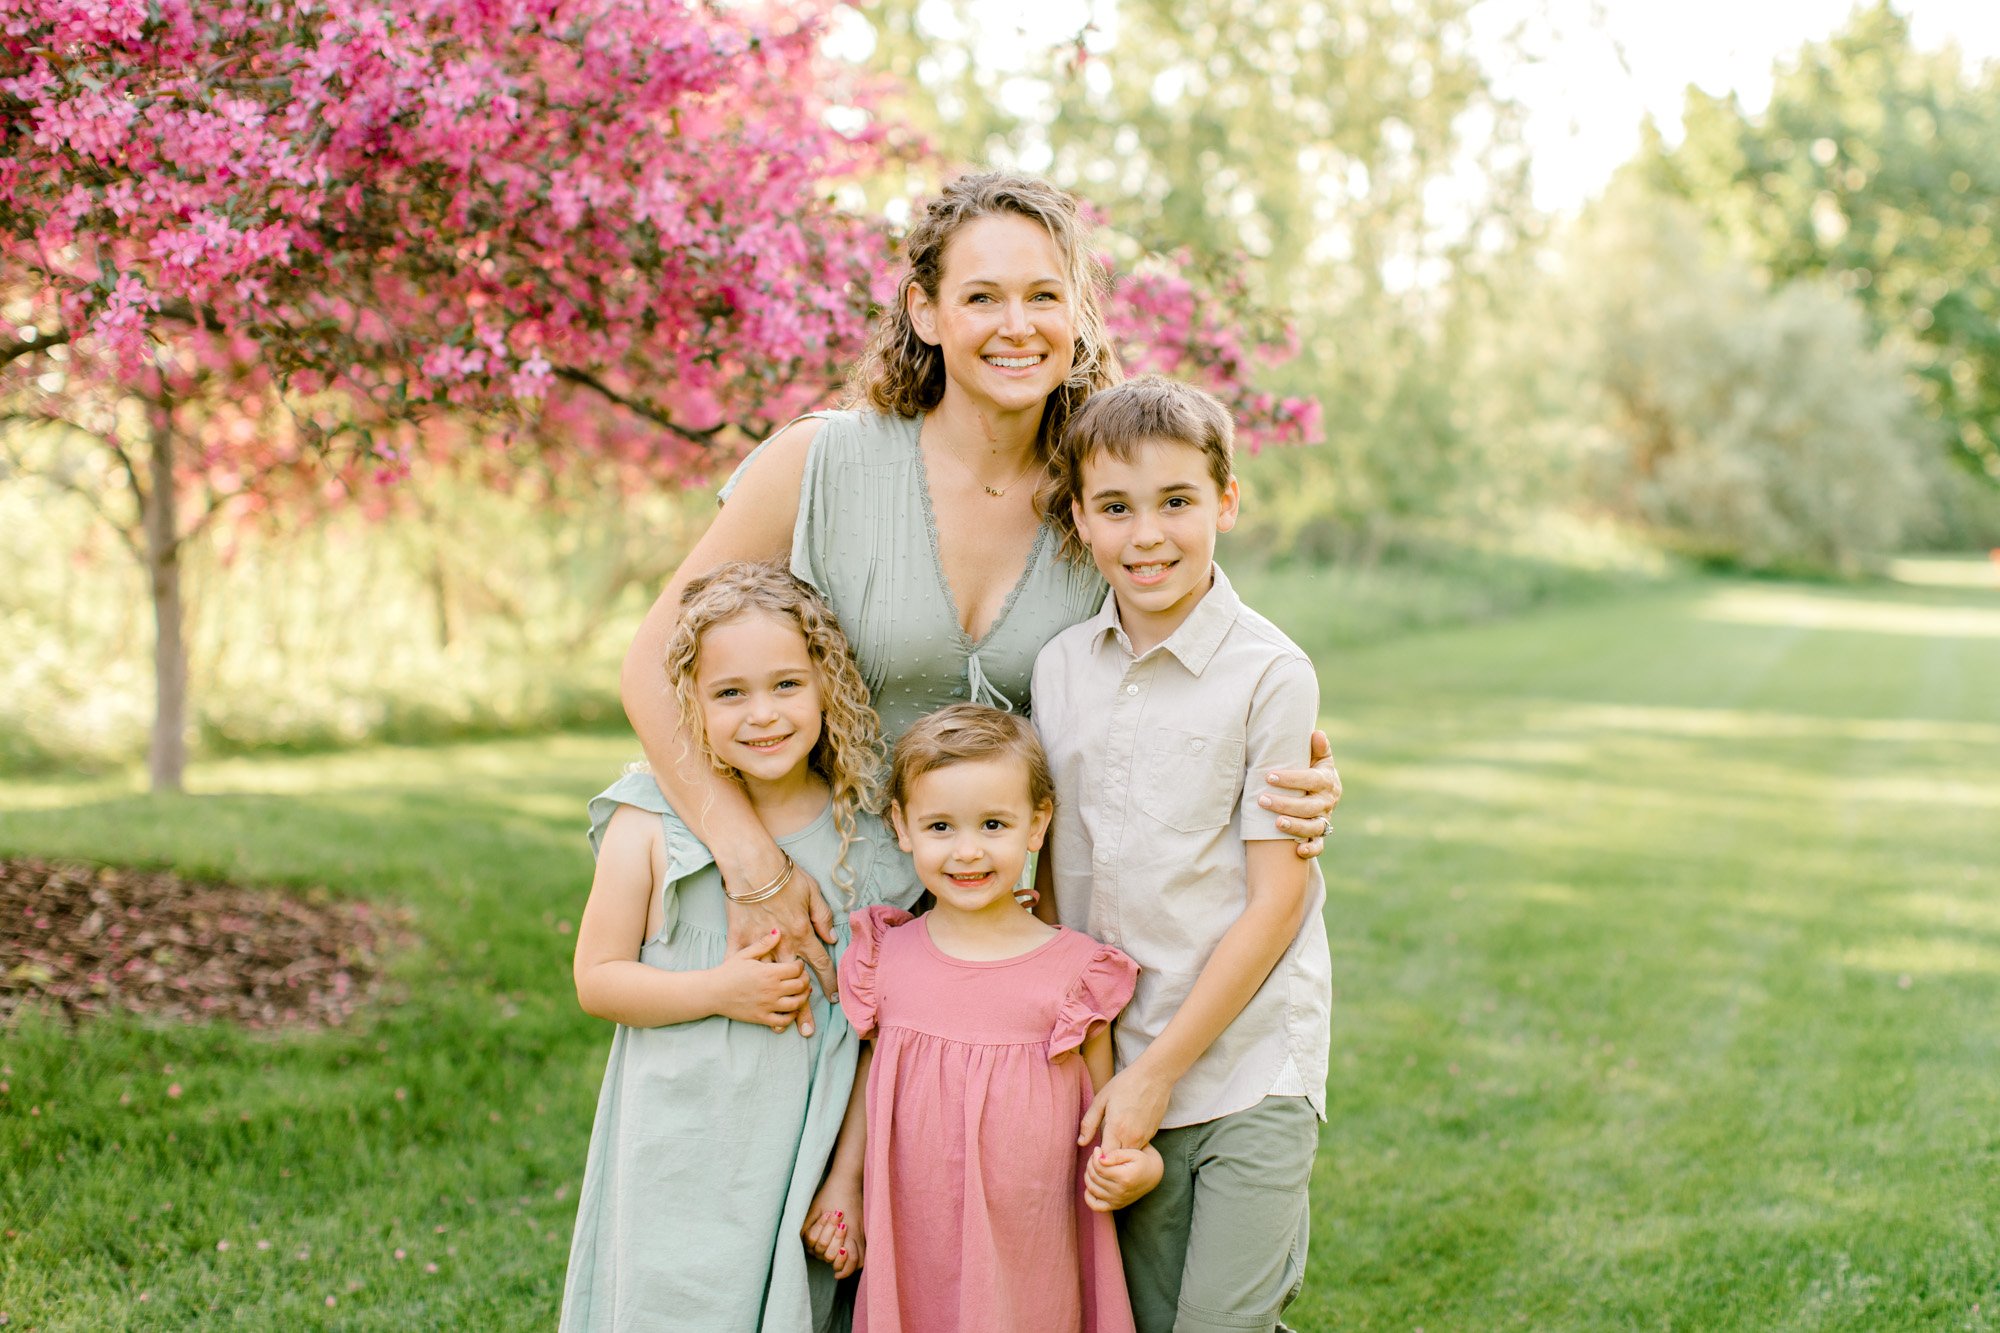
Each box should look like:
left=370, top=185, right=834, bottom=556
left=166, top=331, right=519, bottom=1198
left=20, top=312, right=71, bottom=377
left=561, top=563, right=919, bottom=1333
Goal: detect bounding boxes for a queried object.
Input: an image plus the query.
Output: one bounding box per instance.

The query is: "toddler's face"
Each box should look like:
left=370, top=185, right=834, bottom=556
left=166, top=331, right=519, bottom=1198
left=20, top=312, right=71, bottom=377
left=891, top=756, right=1051, bottom=915
left=692, top=610, right=824, bottom=785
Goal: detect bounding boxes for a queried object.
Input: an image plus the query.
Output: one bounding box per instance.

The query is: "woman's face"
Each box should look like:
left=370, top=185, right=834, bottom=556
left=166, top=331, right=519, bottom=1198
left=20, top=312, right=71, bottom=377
left=908, top=212, right=1076, bottom=422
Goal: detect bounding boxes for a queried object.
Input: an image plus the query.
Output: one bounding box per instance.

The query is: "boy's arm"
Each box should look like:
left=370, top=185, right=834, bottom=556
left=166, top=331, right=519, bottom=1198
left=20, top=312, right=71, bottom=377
left=1079, top=842, right=1310, bottom=1151
left=1079, top=654, right=1320, bottom=1152
left=574, top=806, right=810, bottom=1029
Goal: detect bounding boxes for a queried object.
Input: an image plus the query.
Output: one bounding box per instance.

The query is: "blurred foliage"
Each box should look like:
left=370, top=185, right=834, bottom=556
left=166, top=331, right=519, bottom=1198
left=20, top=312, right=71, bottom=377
left=1552, top=182, right=1938, bottom=575
left=1640, top=1, right=2000, bottom=489
left=0, top=453, right=716, bottom=771
left=859, top=0, right=1542, bottom=543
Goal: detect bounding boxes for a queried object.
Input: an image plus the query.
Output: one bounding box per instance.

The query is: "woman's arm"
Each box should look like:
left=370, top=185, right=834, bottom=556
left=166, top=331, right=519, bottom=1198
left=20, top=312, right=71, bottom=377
left=1261, top=729, right=1342, bottom=859
left=573, top=807, right=811, bottom=1029
left=621, top=416, right=842, bottom=1013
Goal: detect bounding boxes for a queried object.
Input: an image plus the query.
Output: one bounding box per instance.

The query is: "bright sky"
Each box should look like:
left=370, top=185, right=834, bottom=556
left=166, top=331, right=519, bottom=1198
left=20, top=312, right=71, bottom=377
left=839, top=0, right=2000, bottom=215
left=1490, top=0, right=2000, bottom=210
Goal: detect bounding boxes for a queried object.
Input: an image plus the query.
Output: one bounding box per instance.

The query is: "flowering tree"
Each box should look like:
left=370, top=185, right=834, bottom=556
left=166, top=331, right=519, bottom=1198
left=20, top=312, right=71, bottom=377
left=2, top=0, right=888, bottom=789
left=2, top=0, right=1316, bottom=791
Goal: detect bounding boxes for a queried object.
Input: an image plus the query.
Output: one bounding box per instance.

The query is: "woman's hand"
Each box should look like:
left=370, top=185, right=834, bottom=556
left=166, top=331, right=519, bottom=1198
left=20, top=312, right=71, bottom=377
left=1259, top=728, right=1342, bottom=860
left=802, top=1172, right=864, bottom=1279
left=707, top=930, right=812, bottom=1032
left=722, top=851, right=838, bottom=1035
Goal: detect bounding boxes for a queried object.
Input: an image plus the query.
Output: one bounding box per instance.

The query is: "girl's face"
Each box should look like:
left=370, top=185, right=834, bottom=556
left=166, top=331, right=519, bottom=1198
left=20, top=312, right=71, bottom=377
left=692, top=610, right=824, bottom=786
left=907, top=213, right=1076, bottom=422
left=890, top=756, right=1052, bottom=916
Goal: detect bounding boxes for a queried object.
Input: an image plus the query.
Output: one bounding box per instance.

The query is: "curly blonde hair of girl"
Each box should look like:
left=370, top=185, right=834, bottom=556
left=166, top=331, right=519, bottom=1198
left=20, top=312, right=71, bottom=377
left=663, top=561, right=885, bottom=902
left=844, top=171, right=1122, bottom=458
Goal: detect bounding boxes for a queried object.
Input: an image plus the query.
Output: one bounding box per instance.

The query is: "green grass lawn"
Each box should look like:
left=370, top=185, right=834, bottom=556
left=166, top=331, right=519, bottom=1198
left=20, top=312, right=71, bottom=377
left=4, top=565, right=1998, bottom=1330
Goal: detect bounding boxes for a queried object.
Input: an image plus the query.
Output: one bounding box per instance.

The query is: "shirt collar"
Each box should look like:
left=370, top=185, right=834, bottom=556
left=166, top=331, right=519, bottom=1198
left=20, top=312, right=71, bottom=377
left=1088, top=563, right=1241, bottom=676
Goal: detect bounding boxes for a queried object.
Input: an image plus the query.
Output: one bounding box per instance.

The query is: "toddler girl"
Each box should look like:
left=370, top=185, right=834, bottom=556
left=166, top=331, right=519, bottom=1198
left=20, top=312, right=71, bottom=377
left=815, top=703, right=1160, bottom=1332
left=561, top=561, right=917, bottom=1333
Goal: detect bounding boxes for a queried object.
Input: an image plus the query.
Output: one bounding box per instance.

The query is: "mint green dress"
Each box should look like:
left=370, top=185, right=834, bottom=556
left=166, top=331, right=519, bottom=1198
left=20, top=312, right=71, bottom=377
left=723, top=410, right=1107, bottom=742
left=559, top=772, right=920, bottom=1333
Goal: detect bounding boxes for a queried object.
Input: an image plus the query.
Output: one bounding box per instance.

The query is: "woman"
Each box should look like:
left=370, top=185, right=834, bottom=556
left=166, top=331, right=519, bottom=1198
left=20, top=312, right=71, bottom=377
left=621, top=173, right=1339, bottom=1008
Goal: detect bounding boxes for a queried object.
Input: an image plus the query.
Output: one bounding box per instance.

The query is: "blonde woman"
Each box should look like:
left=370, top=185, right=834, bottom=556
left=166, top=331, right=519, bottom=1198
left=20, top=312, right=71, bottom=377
left=621, top=173, right=1340, bottom=1008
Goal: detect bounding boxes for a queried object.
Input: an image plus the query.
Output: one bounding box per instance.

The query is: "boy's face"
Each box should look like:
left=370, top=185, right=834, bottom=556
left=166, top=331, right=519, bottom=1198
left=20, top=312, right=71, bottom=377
left=1072, top=437, right=1240, bottom=642
left=890, top=756, right=1052, bottom=916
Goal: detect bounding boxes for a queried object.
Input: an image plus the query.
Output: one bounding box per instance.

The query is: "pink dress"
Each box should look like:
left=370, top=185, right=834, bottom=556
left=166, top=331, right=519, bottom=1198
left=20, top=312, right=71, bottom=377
left=838, top=905, right=1140, bottom=1333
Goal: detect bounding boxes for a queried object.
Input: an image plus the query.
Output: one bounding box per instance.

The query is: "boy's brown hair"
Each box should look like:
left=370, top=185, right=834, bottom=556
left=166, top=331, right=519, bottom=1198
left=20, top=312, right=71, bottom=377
left=1040, top=374, right=1236, bottom=561
left=890, top=703, right=1055, bottom=812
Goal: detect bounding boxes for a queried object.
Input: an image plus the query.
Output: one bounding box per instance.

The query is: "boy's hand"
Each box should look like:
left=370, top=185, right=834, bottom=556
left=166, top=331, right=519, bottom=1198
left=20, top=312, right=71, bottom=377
left=801, top=1173, right=863, bottom=1279
left=709, top=930, right=812, bottom=1032
left=1084, top=1144, right=1164, bottom=1212
left=1077, top=1062, right=1174, bottom=1154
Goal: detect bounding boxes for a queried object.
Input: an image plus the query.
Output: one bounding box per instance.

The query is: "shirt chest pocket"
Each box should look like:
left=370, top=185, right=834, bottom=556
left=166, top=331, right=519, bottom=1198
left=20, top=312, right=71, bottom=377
left=1139, top=727, right=1245, bottom=834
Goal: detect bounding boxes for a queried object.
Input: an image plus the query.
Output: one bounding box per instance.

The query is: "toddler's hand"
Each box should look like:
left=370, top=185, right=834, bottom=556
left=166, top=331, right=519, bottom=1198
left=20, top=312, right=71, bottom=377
left=1084, top=1144, right=1164, bottom=1212
left=710, top=930, right=812, bottom=1032
left=802, top=1173, right=864, bottom=1279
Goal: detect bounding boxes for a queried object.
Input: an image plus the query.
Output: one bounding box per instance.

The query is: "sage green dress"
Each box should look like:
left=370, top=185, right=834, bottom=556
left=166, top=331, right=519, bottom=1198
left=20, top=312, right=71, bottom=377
left=723, top=410, right=1107, bottom=742
left=559, top=772, right=921, bottom=1333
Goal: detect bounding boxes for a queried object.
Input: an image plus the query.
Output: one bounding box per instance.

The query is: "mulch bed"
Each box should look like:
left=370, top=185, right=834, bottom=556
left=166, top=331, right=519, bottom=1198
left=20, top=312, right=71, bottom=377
left=0, top=858, right=405, bottom=1030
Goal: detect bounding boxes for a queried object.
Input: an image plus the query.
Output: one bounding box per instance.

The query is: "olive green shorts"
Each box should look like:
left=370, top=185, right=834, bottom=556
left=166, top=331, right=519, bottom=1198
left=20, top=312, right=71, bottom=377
left=1116, top=1095, right=1320, bottom=1333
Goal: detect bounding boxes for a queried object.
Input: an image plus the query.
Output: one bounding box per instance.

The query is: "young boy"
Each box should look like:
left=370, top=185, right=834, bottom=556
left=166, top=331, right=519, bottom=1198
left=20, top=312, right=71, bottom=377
left=1030, top=375, right=1331, bottom=1333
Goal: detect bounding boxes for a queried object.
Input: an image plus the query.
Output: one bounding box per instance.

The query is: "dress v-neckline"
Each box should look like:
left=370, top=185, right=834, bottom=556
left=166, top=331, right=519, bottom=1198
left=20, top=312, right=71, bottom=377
left=908, top=414, right=1048, bottom=651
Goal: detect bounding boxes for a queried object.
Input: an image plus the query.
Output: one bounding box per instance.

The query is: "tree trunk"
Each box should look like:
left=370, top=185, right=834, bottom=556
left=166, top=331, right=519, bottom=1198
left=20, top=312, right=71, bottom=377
left=144, top=399, right=188, bottom=793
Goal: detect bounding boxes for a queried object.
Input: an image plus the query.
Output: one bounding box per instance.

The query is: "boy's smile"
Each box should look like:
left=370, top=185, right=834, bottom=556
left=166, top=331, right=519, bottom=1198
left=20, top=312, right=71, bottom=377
left=1072, top=437, right=1240, bottom=654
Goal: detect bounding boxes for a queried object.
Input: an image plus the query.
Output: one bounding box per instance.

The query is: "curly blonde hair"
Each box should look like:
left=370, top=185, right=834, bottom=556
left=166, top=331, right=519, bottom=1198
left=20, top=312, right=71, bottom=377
left=664, top=562, right=885, bottom=901
left=844, top=171, right=1122, bottom=458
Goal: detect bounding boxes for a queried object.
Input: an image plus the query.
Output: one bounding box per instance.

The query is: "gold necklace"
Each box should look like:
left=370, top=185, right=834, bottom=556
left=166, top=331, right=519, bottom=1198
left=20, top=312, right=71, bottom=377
left=940, top=434, right=1040, bottom=498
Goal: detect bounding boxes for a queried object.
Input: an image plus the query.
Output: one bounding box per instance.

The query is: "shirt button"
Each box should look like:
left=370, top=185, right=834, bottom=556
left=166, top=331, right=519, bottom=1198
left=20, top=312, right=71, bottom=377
left=1095, top=849, right=1111, bottom=865
left=1124, top=683, right=1139, bottom=696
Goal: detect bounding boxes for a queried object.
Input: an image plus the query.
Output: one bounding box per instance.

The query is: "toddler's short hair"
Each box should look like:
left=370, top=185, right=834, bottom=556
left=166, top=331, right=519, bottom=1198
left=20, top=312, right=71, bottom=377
left=1041, top=374, right=1236, bottom=561
left=890, top=704, right=1055, bottom=812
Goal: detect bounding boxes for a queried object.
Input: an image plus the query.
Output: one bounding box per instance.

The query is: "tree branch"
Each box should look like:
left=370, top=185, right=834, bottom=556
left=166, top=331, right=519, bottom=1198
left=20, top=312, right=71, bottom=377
left=553, top=366, right=730, bottom=447
left=0, top=418, right=145, bottom=563
left=0, top=328, right=68, bottom=369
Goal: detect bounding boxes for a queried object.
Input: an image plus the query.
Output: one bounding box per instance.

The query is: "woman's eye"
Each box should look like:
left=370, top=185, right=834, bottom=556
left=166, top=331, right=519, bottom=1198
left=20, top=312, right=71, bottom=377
left=715, top=688, right=741, bottom=699
left=776, top=678, right=803, bottom=690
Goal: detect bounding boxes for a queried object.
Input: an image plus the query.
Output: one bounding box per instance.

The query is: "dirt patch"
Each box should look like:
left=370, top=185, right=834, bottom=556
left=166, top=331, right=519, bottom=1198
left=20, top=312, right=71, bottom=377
left=0, top=858, right=405, bottom=1029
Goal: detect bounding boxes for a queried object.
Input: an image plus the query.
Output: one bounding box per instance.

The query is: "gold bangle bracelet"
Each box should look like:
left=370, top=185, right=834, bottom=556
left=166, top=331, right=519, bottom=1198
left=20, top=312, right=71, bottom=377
left=726, top=854, right=795, bottom=905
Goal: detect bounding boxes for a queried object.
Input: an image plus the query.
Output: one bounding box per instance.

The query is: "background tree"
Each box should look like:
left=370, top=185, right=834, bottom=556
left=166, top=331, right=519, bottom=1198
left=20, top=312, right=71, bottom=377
left=859, top=0, right=1538, bottom=551
left=3, top=0, right=1312, bottom=786
left=1556, top=182, right=1936, bottom=574
left=1642, top=1, right=2000, bottom=493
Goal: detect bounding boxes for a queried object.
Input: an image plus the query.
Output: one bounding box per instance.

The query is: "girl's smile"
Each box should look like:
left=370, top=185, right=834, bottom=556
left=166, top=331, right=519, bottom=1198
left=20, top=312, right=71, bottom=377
left=692, top=610, right=825, bottom=800
left=890, top=755, right=1052, bottom=919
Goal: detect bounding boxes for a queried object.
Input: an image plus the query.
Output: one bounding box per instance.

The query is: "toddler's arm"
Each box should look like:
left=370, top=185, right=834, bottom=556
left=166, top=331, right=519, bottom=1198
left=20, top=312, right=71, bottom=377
left=574, top=805, right=813, bottom=1030
left=803, top=1044, right=870, bottom=1278
left=1080, top=1027, right=1162, bottom=1211
left=1079, top=840, right=1311, bottom=1152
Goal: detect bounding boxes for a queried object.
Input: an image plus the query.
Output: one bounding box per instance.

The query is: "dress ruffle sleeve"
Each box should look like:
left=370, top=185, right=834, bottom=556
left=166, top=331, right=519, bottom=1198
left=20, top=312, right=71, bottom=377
left=1049, top=941, right=1140, bottom=1058
left=838, top=904, right=914, bottom=1039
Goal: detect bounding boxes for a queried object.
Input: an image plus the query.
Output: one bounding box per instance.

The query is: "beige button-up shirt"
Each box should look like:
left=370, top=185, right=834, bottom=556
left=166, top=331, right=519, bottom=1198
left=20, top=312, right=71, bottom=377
left=1030, top=564, right=1330, bottom=1129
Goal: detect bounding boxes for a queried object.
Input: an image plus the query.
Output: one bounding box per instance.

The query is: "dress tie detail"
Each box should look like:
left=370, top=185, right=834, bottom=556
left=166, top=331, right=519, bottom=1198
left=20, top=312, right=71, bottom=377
left=966, top=651, right=1016, bottom=713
